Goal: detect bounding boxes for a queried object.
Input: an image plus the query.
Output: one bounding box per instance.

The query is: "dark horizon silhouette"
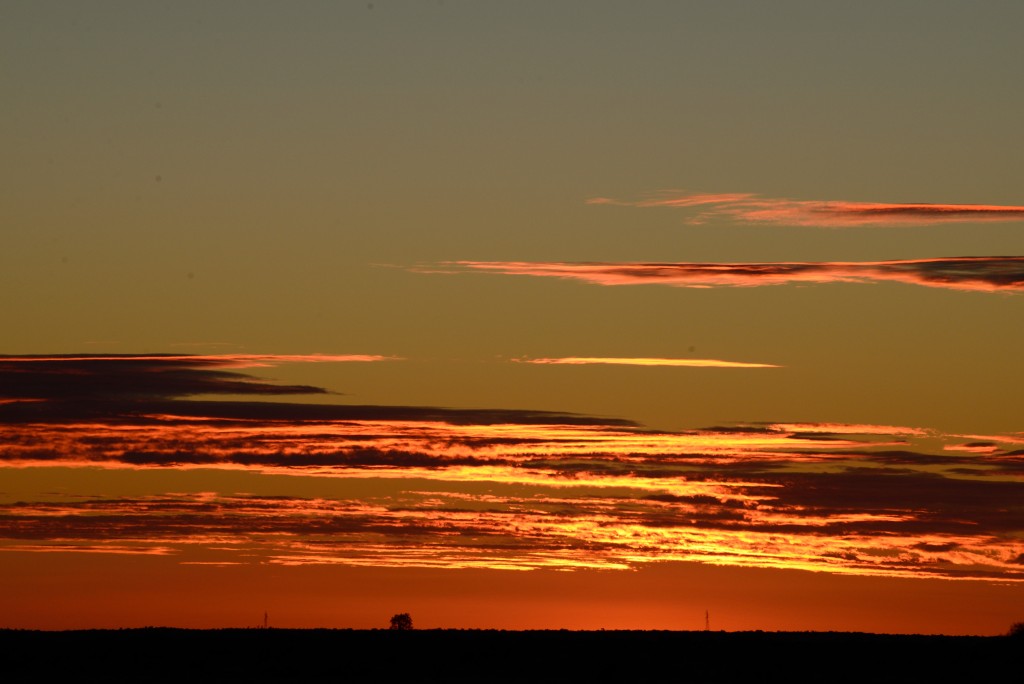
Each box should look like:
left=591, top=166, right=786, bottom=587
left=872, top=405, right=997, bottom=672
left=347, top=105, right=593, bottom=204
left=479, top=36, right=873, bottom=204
left=2, top=626, right=1019, bottom=683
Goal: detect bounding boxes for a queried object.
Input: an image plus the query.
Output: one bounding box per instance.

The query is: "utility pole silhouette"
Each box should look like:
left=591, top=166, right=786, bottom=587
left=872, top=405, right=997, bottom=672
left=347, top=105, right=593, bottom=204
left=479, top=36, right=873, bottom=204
left=705, top=610, right=710, bottom=631
left=264, top=610, right=268, bottom=629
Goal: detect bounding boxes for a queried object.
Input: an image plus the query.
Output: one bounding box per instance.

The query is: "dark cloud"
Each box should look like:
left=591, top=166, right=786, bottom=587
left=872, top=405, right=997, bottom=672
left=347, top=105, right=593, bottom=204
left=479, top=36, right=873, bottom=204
left=841, top=450, right=971, bottom=467
left=759, top=471, right=1024, bottom=533
left=150, top=400, right=636, bottom=426
left=591, top=192, right=1024, bottom=227
left=0, top=398, right=637, bottom=428
left=117, top=448, right=488, bottom=469
left=913, top=542, right=961, bottom=553
left=0, top=355, right=327, bottom=402
left=0, top=354, right=635, bottom=427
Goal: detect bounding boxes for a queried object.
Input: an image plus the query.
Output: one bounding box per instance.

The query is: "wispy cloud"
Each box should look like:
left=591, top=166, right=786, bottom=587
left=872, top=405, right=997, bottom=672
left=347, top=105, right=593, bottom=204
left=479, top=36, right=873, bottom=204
left=440, top=257, right=1024, bottom=293
left=591, top=192, right=1024, bottom=227
left=587, top=193, right=756, bottom=209
left=516, top=357, right=780, bottom=368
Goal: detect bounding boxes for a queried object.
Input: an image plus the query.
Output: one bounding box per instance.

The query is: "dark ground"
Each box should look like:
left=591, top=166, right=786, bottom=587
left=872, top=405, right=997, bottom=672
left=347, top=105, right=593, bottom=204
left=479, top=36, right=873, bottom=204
left=1, top=628, right=1018, bottom=683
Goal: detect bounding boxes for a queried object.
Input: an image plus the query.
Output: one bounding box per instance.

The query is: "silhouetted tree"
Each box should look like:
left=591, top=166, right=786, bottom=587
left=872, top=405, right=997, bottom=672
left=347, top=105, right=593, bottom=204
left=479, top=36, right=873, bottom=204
left=1009, top=621, right=1024, bottom=638
left=389, top=613, right=413, bottom=630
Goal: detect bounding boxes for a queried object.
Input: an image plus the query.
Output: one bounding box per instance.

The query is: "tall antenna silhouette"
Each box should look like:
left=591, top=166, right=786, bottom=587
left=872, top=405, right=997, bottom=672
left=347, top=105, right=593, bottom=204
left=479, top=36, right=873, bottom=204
left=705, top=609, right=710, bottom=631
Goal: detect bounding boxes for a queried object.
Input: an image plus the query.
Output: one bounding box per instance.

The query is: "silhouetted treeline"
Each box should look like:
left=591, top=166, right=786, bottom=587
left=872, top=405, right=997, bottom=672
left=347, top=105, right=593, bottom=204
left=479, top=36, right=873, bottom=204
left=1, top=628, right=1017, bottom=683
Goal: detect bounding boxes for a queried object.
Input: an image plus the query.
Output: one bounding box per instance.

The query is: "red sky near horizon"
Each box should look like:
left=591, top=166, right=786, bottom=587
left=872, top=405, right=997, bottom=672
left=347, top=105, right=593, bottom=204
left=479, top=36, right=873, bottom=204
left=3, top=3, right=1023, bottom=635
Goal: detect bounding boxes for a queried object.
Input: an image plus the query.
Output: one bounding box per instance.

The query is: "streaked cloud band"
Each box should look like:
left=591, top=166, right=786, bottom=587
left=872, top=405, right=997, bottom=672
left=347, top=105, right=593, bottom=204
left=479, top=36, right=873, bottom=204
left=3, top=353, right=1020, bottom=581
left=591, top=192, right=1024, bottom=227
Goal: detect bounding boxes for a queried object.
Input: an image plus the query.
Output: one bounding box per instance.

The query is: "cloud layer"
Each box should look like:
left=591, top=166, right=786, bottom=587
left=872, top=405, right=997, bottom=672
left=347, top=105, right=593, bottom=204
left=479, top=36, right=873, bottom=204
left=590, top=193, right=1024, bottom=227
left=2, top=419, right=1021, bottom=578
left=441, top=257, right=1024, bottom=293
left=1, top=354, right=1021, bottom=580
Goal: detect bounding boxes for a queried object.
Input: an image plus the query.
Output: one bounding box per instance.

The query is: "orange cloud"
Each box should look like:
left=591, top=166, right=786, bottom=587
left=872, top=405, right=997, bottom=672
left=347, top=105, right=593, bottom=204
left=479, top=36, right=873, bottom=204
left=592, top=192, right=1024, bottom=226
left=444, top=257, right=1024, bottom=293
left=516, top=357, right=780, bottom=368
left=3, top=474, right=1021, bottom=580
left=0, top=353, right=395, bottom=367
left=2, top=356, right=1022, bottom=581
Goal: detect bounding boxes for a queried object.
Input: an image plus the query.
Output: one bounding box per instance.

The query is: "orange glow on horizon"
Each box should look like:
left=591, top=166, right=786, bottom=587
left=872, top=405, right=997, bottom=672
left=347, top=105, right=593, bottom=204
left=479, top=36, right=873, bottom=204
left=4, top=549, right=1020, bottom=634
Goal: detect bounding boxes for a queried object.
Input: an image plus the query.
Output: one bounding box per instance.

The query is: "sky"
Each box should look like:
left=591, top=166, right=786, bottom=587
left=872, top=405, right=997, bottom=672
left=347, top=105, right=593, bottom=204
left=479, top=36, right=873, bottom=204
left=1, top=1, right=1022, bottom=634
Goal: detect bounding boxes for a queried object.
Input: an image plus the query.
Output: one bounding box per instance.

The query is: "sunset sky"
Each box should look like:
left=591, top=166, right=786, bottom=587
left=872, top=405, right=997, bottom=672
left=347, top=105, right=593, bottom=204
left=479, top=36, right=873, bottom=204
left=2, top=1, right=1022, bottom=634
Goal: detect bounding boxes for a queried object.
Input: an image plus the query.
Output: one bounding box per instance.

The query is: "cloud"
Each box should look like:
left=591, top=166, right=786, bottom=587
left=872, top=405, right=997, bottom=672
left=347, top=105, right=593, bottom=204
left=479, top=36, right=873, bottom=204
left=1, top=354, right=1021, bottom=580
left=516, top=357, right=780, bottom=368
left=2, top=456, right=1021, bottom=578
left=587, top=193, right=756, bottom=208
left=0, top=353, right=394, bottom=403
left=592, top=192, right=1024, bottom=227
left=441, top=257, right=1024, bottom=293
left=0, top=353, right=638, bottom=427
